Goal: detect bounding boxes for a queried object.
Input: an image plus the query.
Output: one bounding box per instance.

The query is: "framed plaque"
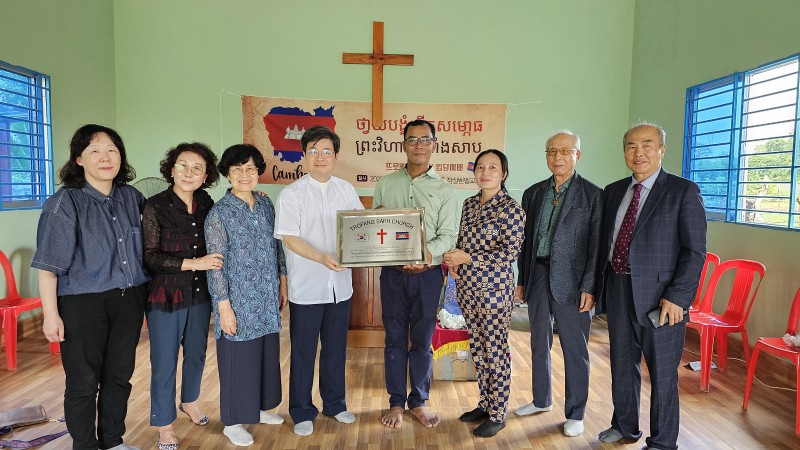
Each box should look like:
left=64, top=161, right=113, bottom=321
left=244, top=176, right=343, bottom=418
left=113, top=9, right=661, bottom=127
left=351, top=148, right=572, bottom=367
left=337, top=208, right=427, bottom=267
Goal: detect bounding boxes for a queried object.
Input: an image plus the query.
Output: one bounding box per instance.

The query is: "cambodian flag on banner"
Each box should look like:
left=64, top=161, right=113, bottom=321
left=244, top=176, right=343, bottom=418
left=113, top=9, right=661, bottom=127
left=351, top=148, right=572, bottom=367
left=395, top=231, right=409, bottom=240
left=263, top=106, right=336, bottom=163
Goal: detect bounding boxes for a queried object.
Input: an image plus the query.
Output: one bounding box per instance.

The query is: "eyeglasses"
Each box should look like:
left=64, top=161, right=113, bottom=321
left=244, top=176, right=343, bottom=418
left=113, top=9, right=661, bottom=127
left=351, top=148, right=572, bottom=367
left=404, top=137, right=435, bottom=147
left=545, top=147, right=577, bottom=157
left=229, top=165, right=258, bottom=176
left=175, top=162, right=205, bottom=176
left=307, top=148, right=334, bottom=158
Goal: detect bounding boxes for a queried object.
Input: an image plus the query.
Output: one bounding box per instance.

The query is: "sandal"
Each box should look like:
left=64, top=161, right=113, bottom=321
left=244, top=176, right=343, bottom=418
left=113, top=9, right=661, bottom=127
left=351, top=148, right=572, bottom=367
left=178, top=403, right=209, bottom=426
left=157, top=432, right=179, bottom=450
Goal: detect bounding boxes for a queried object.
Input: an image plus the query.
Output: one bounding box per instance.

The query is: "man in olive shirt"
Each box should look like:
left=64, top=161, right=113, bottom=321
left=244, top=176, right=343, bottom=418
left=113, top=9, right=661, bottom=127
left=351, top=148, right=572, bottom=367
left=374, top=119, right=459, bottom=429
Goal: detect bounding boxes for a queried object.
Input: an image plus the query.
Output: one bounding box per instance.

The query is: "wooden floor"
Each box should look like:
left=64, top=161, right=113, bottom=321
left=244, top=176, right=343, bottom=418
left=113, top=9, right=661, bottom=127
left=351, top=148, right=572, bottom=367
left=1, top=308, right=798, bottom=450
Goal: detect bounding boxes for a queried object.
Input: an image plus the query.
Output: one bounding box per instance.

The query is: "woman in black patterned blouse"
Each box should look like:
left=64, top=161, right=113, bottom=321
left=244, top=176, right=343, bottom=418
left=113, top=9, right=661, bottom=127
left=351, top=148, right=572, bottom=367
left=142, top=143, right=222, bottom=450
left=443, top=149, right=525, bottom=438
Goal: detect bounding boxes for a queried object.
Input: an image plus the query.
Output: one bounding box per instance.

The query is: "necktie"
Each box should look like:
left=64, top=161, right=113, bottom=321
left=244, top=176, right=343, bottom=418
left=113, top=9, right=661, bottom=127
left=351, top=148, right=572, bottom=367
left=611, top=183, right=642, bottom=274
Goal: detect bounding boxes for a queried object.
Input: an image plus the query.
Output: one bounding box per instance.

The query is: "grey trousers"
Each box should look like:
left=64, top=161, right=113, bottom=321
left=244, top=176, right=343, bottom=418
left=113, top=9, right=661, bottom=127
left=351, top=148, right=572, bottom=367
left=527, top=263, right=592, bottom=420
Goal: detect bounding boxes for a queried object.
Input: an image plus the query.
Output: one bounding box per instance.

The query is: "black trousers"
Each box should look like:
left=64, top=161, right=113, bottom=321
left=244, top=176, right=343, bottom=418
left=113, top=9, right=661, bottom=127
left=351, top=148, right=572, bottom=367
left=379, top=267, right=443, bottom=409
left=58, top=286, right=146, bottom=450
left=216, top=333, right=282, bottom=426
left=288, top=299, right=352, bottom=423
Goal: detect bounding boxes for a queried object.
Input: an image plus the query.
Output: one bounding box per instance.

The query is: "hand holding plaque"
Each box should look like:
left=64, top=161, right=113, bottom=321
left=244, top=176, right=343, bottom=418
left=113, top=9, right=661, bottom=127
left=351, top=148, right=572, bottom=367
left=336, top=208, right=427, bottom=267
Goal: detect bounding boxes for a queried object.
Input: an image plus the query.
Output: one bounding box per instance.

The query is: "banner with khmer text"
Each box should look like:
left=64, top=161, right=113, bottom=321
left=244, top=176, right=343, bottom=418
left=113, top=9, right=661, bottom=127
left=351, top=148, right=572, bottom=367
left=242, top=97, right=506, bottom=190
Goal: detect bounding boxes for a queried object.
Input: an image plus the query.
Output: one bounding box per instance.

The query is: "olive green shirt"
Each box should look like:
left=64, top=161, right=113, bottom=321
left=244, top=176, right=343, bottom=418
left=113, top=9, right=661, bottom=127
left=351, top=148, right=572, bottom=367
left=536, top=174, right=573, bottom=258
left=373, top=166, right=459, bottom=265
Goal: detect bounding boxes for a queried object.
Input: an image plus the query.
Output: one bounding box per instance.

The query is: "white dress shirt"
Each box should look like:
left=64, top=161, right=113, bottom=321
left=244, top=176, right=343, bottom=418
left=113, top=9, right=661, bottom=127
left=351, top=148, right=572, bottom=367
left=274, top=174, right=364, bottom=304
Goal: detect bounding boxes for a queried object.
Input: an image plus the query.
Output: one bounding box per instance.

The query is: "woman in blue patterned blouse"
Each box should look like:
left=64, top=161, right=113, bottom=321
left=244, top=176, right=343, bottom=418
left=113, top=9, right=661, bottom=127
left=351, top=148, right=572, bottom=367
left=205, top=144, right=288, bottom=447
left=443, top=149, right=525, bottom=438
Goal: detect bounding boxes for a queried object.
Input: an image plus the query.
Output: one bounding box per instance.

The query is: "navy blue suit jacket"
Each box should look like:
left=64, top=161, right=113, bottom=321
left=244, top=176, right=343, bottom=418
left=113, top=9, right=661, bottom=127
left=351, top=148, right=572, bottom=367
left=518, top=172, right=603, bottom=304
left=596, top=169, right=707, bottom=326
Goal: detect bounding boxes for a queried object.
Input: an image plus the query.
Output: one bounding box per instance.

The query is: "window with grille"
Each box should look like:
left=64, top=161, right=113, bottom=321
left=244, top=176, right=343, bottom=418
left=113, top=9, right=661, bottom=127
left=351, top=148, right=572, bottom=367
left=0, top=60, right=53, bottom=211
left=684, top=54, right=800, bottom=230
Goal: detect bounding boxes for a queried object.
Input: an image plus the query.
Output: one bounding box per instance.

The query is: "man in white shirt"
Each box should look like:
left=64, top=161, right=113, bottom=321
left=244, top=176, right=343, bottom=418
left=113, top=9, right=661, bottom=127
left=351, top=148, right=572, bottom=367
left=274, top=125, right=364, bottom=436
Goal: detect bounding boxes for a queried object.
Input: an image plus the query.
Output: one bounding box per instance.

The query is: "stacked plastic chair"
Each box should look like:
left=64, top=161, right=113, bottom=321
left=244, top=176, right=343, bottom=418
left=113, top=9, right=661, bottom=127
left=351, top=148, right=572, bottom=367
left=687, top=259, right=765, bottom=392
left=0, top=250, right=59, bottom=370
left=742, top=288, right=800, bottom=434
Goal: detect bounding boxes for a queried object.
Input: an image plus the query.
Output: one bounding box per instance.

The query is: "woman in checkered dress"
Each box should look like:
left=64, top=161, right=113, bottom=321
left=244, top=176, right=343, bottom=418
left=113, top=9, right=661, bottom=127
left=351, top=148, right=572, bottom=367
left=443, top=149, right=525, bottom=437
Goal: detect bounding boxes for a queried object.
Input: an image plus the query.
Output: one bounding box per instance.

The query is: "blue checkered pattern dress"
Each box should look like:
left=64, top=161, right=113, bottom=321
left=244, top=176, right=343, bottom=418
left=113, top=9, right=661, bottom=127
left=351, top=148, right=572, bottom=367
left=454, top=189, right=525, bottom=422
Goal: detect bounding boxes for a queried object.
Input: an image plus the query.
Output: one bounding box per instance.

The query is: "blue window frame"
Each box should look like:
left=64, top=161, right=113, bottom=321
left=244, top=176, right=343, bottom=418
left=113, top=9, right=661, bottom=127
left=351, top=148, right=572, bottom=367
left=0, top=60, right=53, bottom=211
left=684, top=54, right=800, bottom=230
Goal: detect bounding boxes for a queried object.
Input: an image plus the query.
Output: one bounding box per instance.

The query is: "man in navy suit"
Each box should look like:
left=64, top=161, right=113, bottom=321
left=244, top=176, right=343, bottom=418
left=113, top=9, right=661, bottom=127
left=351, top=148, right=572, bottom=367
left=514, top=130, right=603, bottom=438
left=596, top=123, right=706, bottom=450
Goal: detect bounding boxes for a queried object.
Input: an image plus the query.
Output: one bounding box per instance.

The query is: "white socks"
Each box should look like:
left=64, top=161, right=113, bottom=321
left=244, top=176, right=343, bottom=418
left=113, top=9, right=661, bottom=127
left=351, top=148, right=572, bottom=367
left=597, top=427, right=625, bottom=443
left=223, top=414, right=282, bottom=446
left=223, top=424, right=254, bottom=446
left=514, top=402, right=553, bottom=416
left=293, top=411, right=356, bottom=436
left=564, top=419, right=584, bottom=437
left=259, top=411, right=284, bottom=425
left=294, top=420, right=313, bottom=436
left=335, top=411, right=356, bottom=424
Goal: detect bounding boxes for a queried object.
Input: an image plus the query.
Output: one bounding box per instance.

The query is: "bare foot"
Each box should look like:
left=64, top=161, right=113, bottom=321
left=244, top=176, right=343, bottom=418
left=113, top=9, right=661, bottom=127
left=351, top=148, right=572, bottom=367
left=410, top=406, right=441, bottom=428
left=158, top=425, right=178, bottom=445
left=381, top=406, right=404, bottom=428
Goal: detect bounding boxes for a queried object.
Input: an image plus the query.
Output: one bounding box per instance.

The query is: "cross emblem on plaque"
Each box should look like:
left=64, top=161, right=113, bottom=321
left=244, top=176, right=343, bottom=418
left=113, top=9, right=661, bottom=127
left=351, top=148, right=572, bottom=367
left=376, top=228, right=387, bottom=244
left=342, top=22, right=414, bottom=125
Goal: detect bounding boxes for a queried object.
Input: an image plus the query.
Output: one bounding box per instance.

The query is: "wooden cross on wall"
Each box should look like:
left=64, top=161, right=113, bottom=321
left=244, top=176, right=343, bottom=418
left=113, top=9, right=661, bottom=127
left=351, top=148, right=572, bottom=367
left=342, top=22, right=414, bottom=125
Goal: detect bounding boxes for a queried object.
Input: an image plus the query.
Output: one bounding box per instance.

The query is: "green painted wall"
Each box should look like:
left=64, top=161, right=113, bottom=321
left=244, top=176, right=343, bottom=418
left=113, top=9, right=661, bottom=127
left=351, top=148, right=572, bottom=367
left=0, top=0, right=635, bottom=308
left=4, top=0, right=797, bottom=344
left=2, top=0, right=796, bottom=344
left=0, top=0, right=117, bottom=297
left=629, top=0, right=800, bottom=342
left=112, top=0, right=635, bottom=204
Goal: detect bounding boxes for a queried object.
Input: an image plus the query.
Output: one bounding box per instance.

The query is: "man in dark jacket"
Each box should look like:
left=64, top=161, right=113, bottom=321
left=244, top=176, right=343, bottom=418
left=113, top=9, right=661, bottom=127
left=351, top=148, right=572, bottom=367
left=514, top=130, right=603, bottom=438
left=596, top=122, right=706, bottom=450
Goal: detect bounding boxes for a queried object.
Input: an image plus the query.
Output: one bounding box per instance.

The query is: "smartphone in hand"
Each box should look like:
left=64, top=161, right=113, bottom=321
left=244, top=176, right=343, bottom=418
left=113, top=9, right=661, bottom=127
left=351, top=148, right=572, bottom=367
left=647, top=307, right=689, bottom=328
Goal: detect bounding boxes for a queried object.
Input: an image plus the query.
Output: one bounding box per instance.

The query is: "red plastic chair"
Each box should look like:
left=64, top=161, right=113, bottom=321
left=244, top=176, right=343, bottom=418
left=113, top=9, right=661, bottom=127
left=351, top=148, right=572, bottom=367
left=687, top=259, right=765, bottom=392
left=689, top=252, right=720, bottom=311
left=742, top=288, right=800, bottom=434
left=0, top=250, right=59, bottom=370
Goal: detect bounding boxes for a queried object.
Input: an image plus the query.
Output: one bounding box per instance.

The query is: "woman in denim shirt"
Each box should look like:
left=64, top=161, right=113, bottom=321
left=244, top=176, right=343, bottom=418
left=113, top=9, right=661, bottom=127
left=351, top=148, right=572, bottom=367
left=33, top=124, right=148, bottom=450
left=205, top=144, right=288, bottom=446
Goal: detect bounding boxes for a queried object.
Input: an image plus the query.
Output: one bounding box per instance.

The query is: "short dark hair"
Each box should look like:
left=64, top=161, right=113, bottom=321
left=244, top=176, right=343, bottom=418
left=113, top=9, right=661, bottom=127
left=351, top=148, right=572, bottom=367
left=218, top=144, right=267, bottom=177
left=475, top=149, right=509, bottom=191
left=159, top=142, right=220, bottom=189
left=59, top=124, right=136, bottom=188
left=403, top=119, right=436, bottom=140
left=301, top=125, right=340, bottom=154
